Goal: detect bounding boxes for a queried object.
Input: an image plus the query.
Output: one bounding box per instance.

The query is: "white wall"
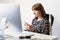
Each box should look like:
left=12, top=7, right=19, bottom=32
left=0, top=0, right=19, bottom=3
left=20, top=0, right=60, bottom=40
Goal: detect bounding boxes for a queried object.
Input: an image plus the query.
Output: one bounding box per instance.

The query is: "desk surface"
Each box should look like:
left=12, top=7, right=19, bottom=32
left=0, top=31, right=58, bottom=40
left=20, top=31, right=58, bottom=40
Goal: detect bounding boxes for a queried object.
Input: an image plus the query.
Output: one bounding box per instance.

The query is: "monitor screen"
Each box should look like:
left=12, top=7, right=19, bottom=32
left=0, top=4, right=22, bottom=35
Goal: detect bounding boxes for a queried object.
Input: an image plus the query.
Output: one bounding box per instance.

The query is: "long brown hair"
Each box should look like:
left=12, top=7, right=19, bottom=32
left=32, top=3, right=46, bottom=19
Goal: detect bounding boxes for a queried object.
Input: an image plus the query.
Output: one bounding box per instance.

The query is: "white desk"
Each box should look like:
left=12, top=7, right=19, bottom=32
left=22, top=31, right=58, bottom=40
left=0, top=31, right=58, bottom=40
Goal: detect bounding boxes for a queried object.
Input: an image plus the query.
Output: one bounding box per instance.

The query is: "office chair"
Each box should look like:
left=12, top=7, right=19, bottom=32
left=46, top=14, right=54, bottom=35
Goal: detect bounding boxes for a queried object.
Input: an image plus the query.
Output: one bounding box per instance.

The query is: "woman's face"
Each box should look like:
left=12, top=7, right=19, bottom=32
left=33, top=10, right=41, bottom=17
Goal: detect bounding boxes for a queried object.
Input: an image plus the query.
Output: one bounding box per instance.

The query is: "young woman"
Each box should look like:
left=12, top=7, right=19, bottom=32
left=24, top=3, right=50, bottom=35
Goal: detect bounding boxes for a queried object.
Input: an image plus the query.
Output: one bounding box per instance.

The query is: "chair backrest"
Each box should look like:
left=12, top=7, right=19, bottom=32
left=46, top=14, right=54, bottom=26
left=46, top=14, right=54, bottom=35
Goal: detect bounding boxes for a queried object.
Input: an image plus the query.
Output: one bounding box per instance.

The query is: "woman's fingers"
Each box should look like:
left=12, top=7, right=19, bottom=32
left=24, top=22, right=29, bottom=29
left=24, top=23, right=28, bottom=26
left=24, top=22, right=30, bottom=26
left=24, top=22, right=33, bottom=31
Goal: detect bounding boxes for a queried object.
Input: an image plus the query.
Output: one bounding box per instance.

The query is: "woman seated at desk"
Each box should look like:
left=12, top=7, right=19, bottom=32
left=24, top=3, right=50, bottom=35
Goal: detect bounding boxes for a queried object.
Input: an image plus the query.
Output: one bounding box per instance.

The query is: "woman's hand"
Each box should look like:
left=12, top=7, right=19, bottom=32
left=24, top=22, right=32, bottom=31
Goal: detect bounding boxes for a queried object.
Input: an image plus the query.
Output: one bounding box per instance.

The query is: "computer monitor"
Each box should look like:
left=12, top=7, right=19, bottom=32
left=0, top=4, right=22, bottom=35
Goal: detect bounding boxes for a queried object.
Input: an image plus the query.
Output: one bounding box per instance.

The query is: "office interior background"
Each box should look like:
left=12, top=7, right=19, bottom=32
left=0, top=0, right=60, bottom=40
